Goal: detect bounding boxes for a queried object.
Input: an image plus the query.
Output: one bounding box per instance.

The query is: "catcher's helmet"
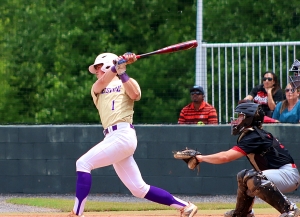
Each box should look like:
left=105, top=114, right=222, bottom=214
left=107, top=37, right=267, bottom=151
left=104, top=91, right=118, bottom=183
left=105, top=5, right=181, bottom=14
left=289, top=59, right=300, bottom=74
left=231, top=102, right=265, bottom=135
left=89, top=53, right=118, bottom=74
left=289, top=59, right=300, bottom=89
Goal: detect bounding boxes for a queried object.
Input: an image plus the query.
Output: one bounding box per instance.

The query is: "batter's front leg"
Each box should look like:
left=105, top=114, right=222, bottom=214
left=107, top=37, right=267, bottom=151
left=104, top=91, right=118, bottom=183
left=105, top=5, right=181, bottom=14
left=113, top=156, right=195, bottom=210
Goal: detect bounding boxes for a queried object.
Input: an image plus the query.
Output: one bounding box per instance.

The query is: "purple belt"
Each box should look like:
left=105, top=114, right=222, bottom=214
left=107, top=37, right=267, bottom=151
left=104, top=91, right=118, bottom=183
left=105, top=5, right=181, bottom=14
left=103, top=124, right=134, bottom=136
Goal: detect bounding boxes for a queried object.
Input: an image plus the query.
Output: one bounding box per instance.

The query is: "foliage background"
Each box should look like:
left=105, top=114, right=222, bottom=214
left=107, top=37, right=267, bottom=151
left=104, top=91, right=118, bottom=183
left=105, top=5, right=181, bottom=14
left=0, top=0, right=299, bottom=124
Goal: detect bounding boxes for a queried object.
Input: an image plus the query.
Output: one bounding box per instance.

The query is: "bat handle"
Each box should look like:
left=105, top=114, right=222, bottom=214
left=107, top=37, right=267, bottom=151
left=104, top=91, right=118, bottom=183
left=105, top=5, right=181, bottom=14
left=114, top=54, right=142, bottom=65
left=116, top=55, right=142, bottom=64
left=115, top=52, right=141, bottom=64
left=114, top=58, right=128, bottom=65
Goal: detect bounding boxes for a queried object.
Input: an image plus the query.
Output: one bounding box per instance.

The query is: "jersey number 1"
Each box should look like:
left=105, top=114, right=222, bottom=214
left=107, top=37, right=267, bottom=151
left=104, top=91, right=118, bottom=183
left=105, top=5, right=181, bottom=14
left=112, top=100, right=115, bottom=110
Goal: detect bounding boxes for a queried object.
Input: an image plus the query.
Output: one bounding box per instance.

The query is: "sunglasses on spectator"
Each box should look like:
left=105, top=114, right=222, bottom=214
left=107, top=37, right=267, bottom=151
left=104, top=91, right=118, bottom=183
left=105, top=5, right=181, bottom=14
left=263, top=77, right=273, bottom=81
left=190, top=91, right=202, bottom=95
left=285, top=88, right=296, bottom=93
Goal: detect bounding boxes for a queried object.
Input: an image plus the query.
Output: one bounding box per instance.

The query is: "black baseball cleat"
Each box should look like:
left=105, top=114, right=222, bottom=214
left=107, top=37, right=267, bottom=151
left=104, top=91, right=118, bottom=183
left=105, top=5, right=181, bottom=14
left=224, top=209, right=255, bottom=217
left=279, top=207, right=300, bottom=217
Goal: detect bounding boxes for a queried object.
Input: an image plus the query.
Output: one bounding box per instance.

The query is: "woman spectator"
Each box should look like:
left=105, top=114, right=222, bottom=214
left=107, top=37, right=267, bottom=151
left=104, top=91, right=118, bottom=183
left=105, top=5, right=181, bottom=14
left=272, top=83, right=300, bottom=123
left=244, top=71, right=284, bottom=117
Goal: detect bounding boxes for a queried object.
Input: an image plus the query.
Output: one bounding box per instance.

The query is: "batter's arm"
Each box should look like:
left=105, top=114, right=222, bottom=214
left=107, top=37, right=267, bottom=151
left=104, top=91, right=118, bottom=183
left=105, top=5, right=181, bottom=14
left=123, top=78, right=141, bottom=101
left=92, top=69, right=117, bottom=94
left=196, top=149, right=244, bottom=164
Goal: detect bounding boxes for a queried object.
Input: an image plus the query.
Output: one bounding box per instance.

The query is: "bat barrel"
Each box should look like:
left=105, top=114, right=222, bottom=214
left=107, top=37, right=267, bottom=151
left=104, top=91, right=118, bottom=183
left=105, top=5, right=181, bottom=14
left=136, top=39, right=198, bottom=59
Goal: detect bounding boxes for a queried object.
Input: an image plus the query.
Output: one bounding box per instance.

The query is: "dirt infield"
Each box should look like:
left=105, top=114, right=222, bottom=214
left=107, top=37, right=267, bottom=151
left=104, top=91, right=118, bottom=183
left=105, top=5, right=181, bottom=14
left=0, top=194, right=290, bottom=217
left=0, top=215, right=278, bottom=217
left=0, top=209, right=280, bottom=217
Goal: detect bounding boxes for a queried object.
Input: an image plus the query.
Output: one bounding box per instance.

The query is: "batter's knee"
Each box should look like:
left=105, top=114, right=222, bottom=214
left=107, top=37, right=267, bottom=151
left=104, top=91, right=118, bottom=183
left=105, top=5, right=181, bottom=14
left=76, top=158, right=92, bottom=173
left=129, top=184, right=150, bottom=198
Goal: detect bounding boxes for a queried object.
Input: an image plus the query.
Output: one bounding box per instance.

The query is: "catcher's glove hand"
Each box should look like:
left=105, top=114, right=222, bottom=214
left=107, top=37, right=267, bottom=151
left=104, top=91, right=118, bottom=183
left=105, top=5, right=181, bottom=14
left=173, top=147, right=201, bottom=170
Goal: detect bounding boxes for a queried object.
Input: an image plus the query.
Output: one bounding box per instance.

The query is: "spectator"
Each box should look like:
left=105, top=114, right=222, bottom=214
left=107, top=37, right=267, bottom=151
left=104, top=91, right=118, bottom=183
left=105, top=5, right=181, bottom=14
left=272, top=83, right=300, bottom=123
left=178, top=85, right=218, bottom=125
left=244, top=71, right=284, bottom=117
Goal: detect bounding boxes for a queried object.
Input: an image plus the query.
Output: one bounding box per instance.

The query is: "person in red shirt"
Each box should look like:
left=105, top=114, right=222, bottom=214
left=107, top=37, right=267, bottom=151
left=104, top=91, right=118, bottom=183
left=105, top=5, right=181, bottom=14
left=178, top=85, right=218, bottom=125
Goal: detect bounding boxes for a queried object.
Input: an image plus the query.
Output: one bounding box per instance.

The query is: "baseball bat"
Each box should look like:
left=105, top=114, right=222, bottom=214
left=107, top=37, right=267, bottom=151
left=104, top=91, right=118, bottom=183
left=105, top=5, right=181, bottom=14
left=115, top=40, right=198, bottom=65
left=136, top=40, right=198, bottom=59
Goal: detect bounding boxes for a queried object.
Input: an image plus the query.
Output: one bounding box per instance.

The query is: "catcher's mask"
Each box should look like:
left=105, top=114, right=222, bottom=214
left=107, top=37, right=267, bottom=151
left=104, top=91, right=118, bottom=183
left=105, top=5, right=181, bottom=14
left=89, top=53, right=118, bottom=74
left=231, top=102, right=264, bottom=135
left=289, top=59, right=300, bottom=89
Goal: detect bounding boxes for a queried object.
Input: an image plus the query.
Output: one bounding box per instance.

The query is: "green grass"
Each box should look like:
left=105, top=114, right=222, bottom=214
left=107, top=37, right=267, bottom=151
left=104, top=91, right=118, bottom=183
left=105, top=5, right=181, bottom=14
left=6, top=198, right=284, bottom=213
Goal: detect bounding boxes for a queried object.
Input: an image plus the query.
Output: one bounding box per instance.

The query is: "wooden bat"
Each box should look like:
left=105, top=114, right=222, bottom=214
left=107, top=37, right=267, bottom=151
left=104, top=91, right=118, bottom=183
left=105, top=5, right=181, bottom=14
left=136, top=40, right=198, bottom=59
left=115, top=40, right=198, bottom=65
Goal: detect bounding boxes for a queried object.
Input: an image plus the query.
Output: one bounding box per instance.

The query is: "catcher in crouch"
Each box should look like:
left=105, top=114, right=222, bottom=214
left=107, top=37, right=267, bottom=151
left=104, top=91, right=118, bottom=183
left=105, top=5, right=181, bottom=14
left=176, top=102, right=300, bottom=217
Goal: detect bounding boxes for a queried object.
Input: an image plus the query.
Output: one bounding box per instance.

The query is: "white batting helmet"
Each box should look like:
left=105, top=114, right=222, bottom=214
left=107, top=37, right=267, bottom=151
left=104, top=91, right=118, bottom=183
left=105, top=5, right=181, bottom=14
left=88, top=53, right=118, bottom=74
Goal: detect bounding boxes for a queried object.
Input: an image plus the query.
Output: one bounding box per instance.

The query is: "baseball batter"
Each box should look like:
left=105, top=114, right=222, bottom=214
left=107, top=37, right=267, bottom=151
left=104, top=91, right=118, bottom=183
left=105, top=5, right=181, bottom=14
left=194, top=102, right=300, bottom=217
left=67, top=52, right=198, bottom=217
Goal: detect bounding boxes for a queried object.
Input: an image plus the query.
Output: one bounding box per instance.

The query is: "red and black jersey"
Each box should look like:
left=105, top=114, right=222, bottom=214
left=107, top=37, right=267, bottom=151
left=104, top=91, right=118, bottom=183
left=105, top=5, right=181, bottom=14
left=232, top=128, right=295, bottom=171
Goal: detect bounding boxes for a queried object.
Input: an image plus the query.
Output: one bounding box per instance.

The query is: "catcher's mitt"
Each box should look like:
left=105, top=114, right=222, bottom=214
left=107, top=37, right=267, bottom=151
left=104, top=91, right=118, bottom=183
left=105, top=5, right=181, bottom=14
left=173, top=147, right=201, bottom=170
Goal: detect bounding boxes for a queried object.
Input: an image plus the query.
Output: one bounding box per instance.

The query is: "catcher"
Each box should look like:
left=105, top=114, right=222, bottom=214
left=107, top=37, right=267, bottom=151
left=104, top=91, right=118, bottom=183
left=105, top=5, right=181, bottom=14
left=174, top=102, right=300, bottom=217
left=289, top=59, right=300, bottom=89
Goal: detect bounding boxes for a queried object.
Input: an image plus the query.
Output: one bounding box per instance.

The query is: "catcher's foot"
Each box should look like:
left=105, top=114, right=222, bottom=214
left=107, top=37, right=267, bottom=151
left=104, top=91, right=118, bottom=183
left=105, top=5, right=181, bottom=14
left=180, top=202, right=198, bottom=217
left=224, top=209, right=255, bottom=217
left=67, top=210, right=85, bottom=217
left=279, top=207, right=300, bottom=217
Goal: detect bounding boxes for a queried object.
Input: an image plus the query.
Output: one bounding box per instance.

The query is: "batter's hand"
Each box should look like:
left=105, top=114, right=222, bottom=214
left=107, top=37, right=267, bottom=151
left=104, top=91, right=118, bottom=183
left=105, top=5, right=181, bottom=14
left=122, top=52, right=137, bottom=65
left=114, top=56, right=127, bottom=75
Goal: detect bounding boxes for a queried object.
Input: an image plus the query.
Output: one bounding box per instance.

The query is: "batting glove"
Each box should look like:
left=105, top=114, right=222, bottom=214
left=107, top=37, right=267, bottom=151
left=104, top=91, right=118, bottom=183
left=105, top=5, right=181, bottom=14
left=114, top=56, right=127, bottom=75
left=123, top=52, right=137, bottom=65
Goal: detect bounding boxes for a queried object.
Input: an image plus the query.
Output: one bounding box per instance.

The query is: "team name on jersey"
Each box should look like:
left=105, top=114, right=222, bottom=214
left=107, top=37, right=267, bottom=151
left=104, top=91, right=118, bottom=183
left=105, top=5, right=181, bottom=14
left=101, top=85, right=121, bottom=94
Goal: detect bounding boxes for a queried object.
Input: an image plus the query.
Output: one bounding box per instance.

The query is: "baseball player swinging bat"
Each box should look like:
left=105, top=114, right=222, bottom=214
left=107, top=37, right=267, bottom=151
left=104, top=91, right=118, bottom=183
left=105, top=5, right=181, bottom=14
left=116, top=40, right=198, bottom=64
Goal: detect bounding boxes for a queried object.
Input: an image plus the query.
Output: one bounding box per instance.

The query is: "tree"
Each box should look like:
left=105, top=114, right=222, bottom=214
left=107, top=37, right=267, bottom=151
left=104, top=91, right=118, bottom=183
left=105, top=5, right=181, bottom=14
left=0, top=0, right=197, bottom=124
left=1, top=0, right=298, bottom=124
left=203, top=0, right=300, bottom=42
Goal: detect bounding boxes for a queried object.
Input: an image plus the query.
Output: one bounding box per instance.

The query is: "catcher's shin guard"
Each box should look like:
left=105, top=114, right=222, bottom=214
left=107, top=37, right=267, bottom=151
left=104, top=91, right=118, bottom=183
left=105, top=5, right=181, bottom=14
left=247, top=174, right=291, bottom=214
left=231, top=169, right=255, bottom=217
